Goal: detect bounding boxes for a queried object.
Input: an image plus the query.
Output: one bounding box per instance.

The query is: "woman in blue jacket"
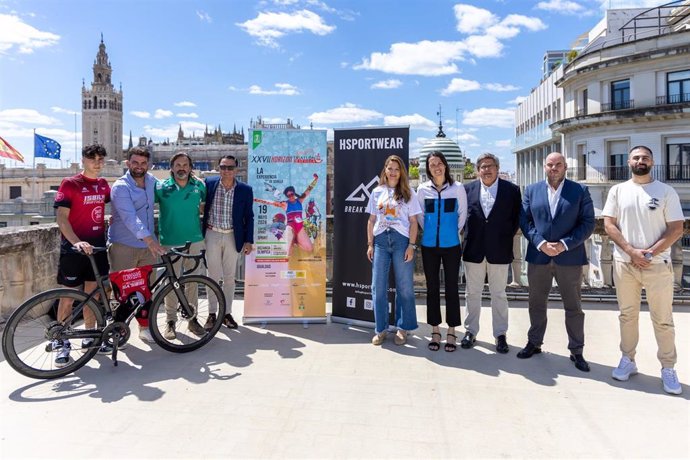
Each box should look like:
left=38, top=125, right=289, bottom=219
left=416, top=152, right=467, bottom=351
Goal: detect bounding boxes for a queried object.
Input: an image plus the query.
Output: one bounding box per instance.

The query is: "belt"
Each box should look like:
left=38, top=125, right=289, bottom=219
left=208, top=225, right=233, bottom=234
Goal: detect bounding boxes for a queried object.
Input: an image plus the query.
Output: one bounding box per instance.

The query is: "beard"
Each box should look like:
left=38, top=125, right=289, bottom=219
left=130, top=168, right=146, bottom=178
left=174, top=170, right=190, bottom=180
left=631, top=164, right=649, bottom=176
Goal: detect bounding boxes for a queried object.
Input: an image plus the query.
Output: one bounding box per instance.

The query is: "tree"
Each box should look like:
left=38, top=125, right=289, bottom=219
left=409, top=165, right=419, bottom=179
left=464, top=162, right=475, bottom=179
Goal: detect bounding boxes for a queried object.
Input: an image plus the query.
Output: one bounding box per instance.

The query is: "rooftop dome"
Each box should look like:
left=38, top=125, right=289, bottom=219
left=418, top=118, right=465, bottom=183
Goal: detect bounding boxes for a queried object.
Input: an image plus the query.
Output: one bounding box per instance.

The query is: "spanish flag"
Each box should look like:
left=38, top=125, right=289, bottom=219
left=0, top=136, right=25, bottom=162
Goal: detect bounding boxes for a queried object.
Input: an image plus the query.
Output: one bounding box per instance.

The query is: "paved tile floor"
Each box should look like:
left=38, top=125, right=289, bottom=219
left=1, top=299, right=689, bottom=459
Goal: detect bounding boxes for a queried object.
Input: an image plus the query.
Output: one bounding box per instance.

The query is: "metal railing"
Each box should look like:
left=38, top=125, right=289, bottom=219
left=580, top=164, right=690, bottom=183
left=601, top=99, right=634, bottom=111
left=656, top=93, right=690, bottom=105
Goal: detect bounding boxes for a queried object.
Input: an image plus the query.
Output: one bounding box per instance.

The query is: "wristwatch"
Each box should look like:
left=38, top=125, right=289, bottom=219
left=409, top=243, right=418, bottom=250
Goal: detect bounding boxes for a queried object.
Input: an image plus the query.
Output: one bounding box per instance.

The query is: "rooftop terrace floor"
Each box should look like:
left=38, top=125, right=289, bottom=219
left=1, top=299, right=689, bottom=459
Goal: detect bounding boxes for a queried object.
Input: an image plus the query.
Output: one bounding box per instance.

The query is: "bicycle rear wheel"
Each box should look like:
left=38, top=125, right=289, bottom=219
left=1, top=289, right=105, bottom=379
left=149, top=275, right=226, bottom=353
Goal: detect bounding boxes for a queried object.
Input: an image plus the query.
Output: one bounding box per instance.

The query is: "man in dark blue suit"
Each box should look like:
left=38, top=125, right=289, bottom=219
left=202, top=155, right=254, bottom=330
left=518, top=152, right=594, bottom=372
left=461, top=153, right=521, bottom=353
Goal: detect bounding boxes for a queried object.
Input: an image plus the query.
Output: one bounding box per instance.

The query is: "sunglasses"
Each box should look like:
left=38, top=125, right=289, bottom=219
left=219, top=165, right=236, bottom=171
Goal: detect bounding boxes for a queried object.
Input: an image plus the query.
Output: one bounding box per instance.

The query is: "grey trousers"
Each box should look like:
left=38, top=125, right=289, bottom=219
left=527, top=261, right=585, bottom=353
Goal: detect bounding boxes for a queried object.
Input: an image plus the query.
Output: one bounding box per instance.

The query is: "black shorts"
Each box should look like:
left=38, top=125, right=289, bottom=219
left=57, top=251, right=109, bottom=287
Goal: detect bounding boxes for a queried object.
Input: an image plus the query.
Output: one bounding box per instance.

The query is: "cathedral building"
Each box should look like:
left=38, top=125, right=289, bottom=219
left=81, top=36, right=123, bottom=161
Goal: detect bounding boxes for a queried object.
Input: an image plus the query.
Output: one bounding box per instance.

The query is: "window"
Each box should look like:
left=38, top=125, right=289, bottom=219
left=667, top=143, right=690, bottom=180
left=608, top=140, right=629, bottom=181
left=29, top=221, right=39, bottom=225
left=668, top=70, right=690, bottom=104
left=582, top=88, right=588, bottom=115
left=611, top=80, right=630, bottom=110
left=9, top=186, right=21, bottom=199
left=50, top=185, right=59, bottom=191
left=0, top=222, right=7, bottom=228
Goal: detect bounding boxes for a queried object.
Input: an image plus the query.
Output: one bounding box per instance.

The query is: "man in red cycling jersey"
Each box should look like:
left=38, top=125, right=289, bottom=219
left=50, top=144, right=111, bottom=367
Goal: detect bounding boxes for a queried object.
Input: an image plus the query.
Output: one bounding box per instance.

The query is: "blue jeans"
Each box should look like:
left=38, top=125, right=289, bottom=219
left=371, top=229, right=418, bottom=334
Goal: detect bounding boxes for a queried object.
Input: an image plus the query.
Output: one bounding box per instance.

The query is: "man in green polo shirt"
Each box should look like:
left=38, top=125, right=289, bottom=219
left=155, top=151, right=207, bottom=339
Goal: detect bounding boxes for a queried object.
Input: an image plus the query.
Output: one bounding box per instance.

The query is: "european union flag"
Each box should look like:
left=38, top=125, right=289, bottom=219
left=34, top=133, right=61, bottom=160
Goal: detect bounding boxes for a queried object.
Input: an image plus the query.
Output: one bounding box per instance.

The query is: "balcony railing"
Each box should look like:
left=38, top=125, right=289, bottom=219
left=656, top=93, right=690, bottom=105
left=578, top=164, right=690, bottom=183
left=575, top=108, right=587, bottom=117
left=601, top=99, right=634, bottom=111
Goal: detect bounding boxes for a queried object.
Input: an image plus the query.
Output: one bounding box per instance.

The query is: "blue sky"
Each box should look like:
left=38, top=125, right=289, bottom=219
left=0, top=0, right=662, bottom=171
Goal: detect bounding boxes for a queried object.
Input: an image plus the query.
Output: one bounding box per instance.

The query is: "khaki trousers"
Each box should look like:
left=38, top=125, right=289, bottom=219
left=163, top=241, right=205, bottom=322
left=205, top=229, right=241, bottom=315
left=613, top=259, right=677, bottom=368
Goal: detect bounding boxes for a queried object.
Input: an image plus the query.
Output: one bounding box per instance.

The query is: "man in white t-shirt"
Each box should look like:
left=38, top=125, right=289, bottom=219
left=602, top=145, right=684, bottom=395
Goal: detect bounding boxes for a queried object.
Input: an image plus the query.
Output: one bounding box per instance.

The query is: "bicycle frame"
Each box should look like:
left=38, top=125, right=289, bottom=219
left=56, top=243, right=207, bottom=344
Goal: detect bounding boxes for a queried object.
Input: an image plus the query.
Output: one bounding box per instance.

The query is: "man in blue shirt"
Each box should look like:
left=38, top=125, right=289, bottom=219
left=108, top=146, right=165, bottom=343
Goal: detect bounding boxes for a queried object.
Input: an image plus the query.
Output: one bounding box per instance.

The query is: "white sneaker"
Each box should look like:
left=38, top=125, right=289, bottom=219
left=612, top=356, right=638, bottom=381
left=139, top=328, right=155, bottom=344
left=661, top=368, right=682, bottom=395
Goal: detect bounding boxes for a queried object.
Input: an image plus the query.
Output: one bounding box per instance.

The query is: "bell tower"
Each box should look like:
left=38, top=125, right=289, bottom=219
left=81, top=35, right=123, bottom=161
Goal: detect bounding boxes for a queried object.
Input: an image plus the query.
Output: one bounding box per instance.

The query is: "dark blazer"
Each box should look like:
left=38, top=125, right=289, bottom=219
left=463, top=178, right=521, bottom=264
left=520, top=178, right=594, bottom=266
left=202, top=176, right=254, bottom=252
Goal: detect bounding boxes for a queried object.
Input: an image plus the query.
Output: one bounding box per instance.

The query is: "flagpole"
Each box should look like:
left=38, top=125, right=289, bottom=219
left=74, top=112, right=77, bottom=165
left=33, top=128, right=36, bottom=170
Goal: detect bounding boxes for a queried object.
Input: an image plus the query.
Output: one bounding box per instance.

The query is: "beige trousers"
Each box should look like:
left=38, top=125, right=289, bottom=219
left=613, top=259, right=677, bottom=368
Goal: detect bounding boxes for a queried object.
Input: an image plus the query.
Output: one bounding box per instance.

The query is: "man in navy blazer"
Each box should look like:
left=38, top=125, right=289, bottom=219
left=518, top=152, right=594, bottom=372
left=461, top=153, right=521, bottom=354
left=202, top=155, right=254, bottom=330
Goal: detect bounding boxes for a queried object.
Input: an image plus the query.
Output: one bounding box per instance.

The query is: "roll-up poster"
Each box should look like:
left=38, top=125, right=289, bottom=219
left=332, top=126, right=409, bottom=325
left=245, top=129, right=328, bottom=322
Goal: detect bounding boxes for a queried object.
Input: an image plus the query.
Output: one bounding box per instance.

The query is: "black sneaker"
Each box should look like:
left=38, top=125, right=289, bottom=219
left=495, top=335, right=509, bottom=354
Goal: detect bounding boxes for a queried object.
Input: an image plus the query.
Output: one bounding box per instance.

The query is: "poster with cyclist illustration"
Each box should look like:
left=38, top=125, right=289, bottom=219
left=245, top=128, right=327, bottom=321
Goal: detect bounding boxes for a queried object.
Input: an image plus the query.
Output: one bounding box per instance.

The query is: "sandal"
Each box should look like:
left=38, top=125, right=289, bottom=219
left=445, top=333, right=457, bottom=352
left=394, top=330, right=408, bottom=346
left=428, top=332, right=442, bottom=351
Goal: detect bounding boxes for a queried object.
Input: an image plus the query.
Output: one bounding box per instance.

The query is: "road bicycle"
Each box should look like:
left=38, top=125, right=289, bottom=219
left=1, top=244, right=226, bottom=379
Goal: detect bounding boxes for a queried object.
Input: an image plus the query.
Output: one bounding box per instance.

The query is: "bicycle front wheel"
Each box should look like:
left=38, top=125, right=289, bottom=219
left=149, top=275, right=226, bottom=353
left=1, top=288, right=105, bottom=379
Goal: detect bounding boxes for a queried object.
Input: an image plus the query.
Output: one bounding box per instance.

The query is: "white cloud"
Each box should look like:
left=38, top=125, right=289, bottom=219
left=536, top=0, right=585, bottom=14
left=461, top=34, right=504, bottom=58
left=371, top=79, right=402, bottom=90
left=441, top=78, right=481, bottom=95
left=308, top=103, right=382, bottom=124
left=441, top=79, right=519, bottom=95
left=507, top=96, right=528, bottom=105
left=501, top=14, right=547, bottom=32
left=494, top=139, right=512, bottom=147
left=154, top=109, right=173, bottom=119
left=51, top=106, right=79, bottom=115
left=177, top=112, right=199, bottom=118
left=456, top=133, right=479, bottom=142
left=196, top=10, right=212, bottom=23
left=131, top=111, right=151, bottom=119
left=249, top=83, right=301, bottom=96
left=0, top=14, right=60, bottom=55
left=0, top=108, right=60, bottom=125
left=453, top=4, right=498, bottom=34
left=462, top=108, right=515, bottom=129
left=383, top=114, right=436, bottom=131
left=483, top=83, right=519, bottom=92
left=237, top=9, right=335, bottom=48
left=354, top=40, right=466, bottom=76
left=174, top=101, right=197, bottom=107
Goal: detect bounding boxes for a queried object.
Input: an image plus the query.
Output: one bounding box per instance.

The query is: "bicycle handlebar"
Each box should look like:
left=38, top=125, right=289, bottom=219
left=72, top=241, right=207, bottom=272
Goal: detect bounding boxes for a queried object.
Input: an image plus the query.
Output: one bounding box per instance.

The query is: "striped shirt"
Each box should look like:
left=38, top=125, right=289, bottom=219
left=208, top=181, right=235, bottom=230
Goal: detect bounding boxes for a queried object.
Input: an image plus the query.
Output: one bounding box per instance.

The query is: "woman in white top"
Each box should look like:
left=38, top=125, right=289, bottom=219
left=366, top=155, right=422, bottom=346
